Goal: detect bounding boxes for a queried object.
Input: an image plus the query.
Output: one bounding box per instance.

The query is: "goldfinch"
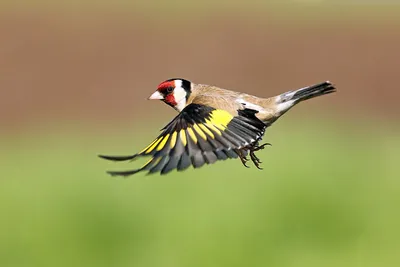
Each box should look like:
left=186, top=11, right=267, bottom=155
left=99, top=78, right=336, bottom=176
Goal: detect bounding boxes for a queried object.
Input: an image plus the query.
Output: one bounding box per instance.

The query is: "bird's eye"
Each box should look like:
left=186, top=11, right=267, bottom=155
left=167, top=87, right=174, bottom=93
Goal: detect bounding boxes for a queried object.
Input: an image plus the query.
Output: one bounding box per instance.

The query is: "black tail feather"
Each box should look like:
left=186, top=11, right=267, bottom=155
left=291, top=81, right=336, bottom=102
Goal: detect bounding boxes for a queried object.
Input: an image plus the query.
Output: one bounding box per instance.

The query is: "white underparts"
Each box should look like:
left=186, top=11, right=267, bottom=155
left=276, top=100, right=296, bottom=115
left=275, top=94, right=296, bottom=115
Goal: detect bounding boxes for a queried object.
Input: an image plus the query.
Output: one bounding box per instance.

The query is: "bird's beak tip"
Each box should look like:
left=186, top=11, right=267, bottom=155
left=148, top=91, right=164, bottom=100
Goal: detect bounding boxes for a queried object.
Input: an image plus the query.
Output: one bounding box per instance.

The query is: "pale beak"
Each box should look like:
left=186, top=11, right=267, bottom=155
left=148, top=91, right=164, bottom=100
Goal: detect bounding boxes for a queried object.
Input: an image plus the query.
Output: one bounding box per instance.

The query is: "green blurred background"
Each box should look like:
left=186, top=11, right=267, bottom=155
left=1, top=1, right=399, bottom=266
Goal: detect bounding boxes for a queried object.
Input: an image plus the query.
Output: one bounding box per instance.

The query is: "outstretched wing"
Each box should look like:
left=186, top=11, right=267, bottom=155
left=99, top=104, right=266, bottom=176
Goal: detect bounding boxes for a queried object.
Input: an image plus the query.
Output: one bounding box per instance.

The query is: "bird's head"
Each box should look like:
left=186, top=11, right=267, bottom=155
left=148, top=78, right=192, bottom=112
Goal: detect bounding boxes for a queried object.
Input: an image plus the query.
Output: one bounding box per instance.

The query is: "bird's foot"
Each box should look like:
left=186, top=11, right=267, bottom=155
left=248, top=143, right=272, bottom=170
left=235, top=149, right=250, bottom=168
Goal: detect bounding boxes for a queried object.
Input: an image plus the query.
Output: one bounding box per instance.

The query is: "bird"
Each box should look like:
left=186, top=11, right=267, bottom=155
left=99, top=78, right=336, bottom=176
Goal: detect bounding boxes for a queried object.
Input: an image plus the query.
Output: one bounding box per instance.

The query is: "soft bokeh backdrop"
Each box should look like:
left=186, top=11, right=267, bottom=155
left=1, top=1, right=399, bottom=267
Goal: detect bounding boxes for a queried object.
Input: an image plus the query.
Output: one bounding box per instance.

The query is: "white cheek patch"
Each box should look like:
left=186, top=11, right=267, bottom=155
left=174, top=80, right=183, bottom=89
left=173, top=81, right=187, bottom=112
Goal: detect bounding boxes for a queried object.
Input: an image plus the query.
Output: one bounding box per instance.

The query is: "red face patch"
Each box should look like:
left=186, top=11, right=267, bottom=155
left=164, top=94, right=177, bottom=106
left=157, top=81, right=175, bottom=92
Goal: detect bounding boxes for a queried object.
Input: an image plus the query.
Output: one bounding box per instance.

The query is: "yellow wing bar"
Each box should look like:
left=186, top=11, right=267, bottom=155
left=99, top=104, right=266, bottom=176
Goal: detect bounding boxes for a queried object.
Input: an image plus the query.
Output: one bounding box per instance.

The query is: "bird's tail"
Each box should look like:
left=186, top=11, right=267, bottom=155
left=273, top=81, right=336, bottom=116
left=279, top=81, right=336, bottom=104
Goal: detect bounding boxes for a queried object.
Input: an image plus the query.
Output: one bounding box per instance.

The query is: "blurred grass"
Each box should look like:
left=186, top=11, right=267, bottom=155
left=1, top=115, right=399, bottom=267
left=1, top=1, right=400, bottom=26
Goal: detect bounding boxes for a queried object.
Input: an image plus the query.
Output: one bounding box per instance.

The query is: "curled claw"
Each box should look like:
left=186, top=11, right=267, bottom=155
left=249, top=150, right=263, bottom=170
left=241, top=158, right=250, bottom=168
left=254, top=143, right=272, bottom=151
left=249, top=142, right=272, bottom=169
left=236, top=142, right=271, bottom=169
left=235, top=149, right=250, bottom=168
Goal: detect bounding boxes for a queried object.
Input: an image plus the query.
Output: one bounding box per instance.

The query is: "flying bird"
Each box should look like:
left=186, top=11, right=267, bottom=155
left=99, top=78, right=336, bottom=176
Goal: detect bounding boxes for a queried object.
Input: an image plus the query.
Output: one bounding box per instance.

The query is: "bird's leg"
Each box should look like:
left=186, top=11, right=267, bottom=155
left=235, top=149, right=250, bottom=168
left=248, top=143, right=272, bottom=170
